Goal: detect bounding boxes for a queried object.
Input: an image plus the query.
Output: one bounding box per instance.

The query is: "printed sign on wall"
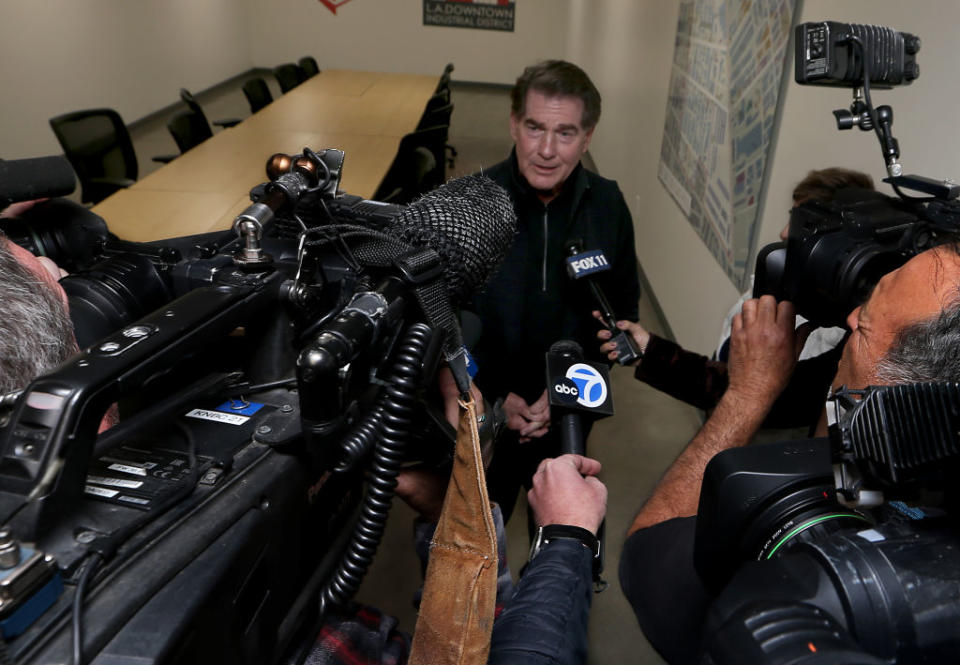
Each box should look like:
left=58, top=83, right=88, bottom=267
left=423, top=0, right=515, bottom=32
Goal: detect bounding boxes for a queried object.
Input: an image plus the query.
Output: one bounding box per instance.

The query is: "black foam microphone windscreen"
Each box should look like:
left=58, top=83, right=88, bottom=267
left=384, top=174, right=516, bottom=303
left=0, top=156, right=76, bottom=207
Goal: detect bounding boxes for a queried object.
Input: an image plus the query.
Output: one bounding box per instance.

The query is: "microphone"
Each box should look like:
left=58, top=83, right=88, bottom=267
left=300, top=174, right=517, bottom=398
left=545, top=339, right=614, bottom=455
left=545, top=339, right=611, bottom=584
left=0, top=156, right=76, bottom=208
left=548, top=341, right=589, bottom=455
left=564, top=239, right=641, bottom=365
left=384, top=173, right=517, bottom=305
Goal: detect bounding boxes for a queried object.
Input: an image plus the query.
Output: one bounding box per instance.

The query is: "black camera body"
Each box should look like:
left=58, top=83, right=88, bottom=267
left=0, top=148, right=489, bottom=663
left=753, top=187, right=960, bottom=328
left=695, top=383, right=960, bottom=664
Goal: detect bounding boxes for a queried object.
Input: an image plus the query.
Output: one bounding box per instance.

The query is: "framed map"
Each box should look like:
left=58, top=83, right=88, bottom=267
left=658, top=0, right=796, bottom=286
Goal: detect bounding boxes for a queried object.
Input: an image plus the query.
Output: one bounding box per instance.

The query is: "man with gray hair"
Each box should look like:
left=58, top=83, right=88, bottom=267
left=0, top=230, right=75, bottom=394
left=472, top=59, right=640, bottom=524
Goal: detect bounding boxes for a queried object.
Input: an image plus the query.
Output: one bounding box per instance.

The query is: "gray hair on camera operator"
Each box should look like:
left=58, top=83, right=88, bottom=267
left=617, top=240, right=960, bottom=664
left=0, top=227, right=75, bottom=395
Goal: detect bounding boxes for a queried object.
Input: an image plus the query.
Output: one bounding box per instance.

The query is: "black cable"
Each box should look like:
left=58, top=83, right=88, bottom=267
left=68, top=422, right=199, bottom=665
left=845, top=34, right=935, bottom=203
left=71, top=552, right=103, bottom=665
left=226, top=376, right=298, bottom=396
left=318, top=322, right=432, bottom=614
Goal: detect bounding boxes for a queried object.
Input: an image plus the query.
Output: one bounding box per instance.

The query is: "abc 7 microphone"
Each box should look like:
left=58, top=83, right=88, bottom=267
left=564, top=239, right=641, bottom=365
left=545, top=340, right=614, bottom=455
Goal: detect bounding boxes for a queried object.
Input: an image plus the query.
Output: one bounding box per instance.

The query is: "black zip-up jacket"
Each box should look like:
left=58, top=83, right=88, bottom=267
left=471, top=151, right=640, bottom=404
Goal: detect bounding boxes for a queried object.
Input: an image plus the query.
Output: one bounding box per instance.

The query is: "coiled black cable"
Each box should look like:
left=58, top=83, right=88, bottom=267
left=333, top=400, right=387, bottom=473
left=319, top=322, right=432, bottom=613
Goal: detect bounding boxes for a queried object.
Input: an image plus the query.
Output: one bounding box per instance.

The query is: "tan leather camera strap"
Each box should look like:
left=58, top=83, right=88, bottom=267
left=408, top=396, right=497, bottom=664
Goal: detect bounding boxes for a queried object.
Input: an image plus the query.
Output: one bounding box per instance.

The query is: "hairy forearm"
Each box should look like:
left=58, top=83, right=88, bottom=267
left=628, top=389, right=772, bottom=534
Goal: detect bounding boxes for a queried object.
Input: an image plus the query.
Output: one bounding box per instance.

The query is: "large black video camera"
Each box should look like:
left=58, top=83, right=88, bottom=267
left=754, top=21, right=960, bottom=329
left=695, top=383, right=960, bottom=664
left=0, top=149, right=514, bottom=664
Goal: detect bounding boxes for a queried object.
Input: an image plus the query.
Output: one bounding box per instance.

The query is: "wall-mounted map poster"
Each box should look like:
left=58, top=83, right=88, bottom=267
left=659, top=0, right=795, bottom=285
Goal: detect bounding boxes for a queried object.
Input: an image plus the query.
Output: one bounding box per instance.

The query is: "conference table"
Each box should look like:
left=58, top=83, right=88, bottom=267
left=92, top=69, right=439, bottom=242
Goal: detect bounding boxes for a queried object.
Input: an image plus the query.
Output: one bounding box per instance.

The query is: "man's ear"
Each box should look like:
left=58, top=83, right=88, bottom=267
left=581, top=125, right=595, bottom=154
left=509, top=113, right=521, bottom=144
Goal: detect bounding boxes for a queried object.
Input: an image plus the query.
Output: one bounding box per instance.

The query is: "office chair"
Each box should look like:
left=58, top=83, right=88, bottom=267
left=435, top=62, right=454, bottom=95
left=298, top=56, right=320, bottom=78
left=48, top=108, right=173, bottom=205
left=179, top=88, right=241, bottom=131
left=166, top=109, right=212, bottom=154
left=242, top=77, right=274, bottom=114
left=373, top=126, right=447, bottom=203
left=273, top=64, right=307, bottom=93
left=417, top=94, right=456, bottom=168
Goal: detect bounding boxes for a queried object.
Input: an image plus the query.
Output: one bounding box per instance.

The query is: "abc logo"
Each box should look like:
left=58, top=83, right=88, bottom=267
left=566, top=363, right=607, bottom=408
left=553, top=378, right=580, bottom=405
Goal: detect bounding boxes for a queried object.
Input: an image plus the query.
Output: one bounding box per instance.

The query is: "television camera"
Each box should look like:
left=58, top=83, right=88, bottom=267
left=754, top=21, right=960, bottom=329
left=698, top=22, right=960, bottom=664
left=0, top=148, right=515, bottom=664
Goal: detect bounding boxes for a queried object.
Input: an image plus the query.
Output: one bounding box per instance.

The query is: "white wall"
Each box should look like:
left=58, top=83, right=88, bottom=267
left=566, top=0, right=741, bottom=353
left=567, top=0, right=960, bottom=353
left=1, top=0, right=250, bottom=159
left=240, top=0, right=567, bottom=84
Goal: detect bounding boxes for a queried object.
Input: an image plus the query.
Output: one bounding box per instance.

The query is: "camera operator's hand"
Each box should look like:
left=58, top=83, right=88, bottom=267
left=594, top=311, right=649, bottom=366
left=528, top=454, right=607, bottom=535
left=727, top=296, right=810, bottom=408
left=503, top=390, right=550, bottom=442
left=629, top=297, right=811, bottom=534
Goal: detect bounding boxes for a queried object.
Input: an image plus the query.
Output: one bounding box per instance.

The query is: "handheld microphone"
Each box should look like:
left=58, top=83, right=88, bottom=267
left=564, top=239, right=642, bottom=365
left=0, top=156, right=76, bottom=208
left=545, top=339, right=611, bottom=584
left=545, top=339, right=614, bottom=457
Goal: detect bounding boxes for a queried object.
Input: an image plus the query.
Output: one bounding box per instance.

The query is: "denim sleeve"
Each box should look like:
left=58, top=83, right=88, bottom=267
left=488, top=539, right=593, bottom=665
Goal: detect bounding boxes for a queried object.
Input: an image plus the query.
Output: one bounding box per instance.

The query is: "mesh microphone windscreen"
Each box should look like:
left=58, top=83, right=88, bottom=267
left=384, top=174, right=516, bottom=303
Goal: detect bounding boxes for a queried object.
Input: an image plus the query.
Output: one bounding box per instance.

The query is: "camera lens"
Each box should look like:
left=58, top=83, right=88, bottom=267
left=0, top=199, right=109, bottom=272
left=741, top=484, right=871, bottom=562
left=62, top=254, right=172, bottom=348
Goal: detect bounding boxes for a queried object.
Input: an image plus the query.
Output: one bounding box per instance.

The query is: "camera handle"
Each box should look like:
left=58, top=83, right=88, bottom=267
left=833, top=88, right=902, bottom=178
left=0, top=275, right=283, bottom=542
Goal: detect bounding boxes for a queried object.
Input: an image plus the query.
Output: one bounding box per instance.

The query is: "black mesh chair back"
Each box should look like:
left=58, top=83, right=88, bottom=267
left=48, top=108, right=137, bottom=204
left=166, top=110, right=213, bottom=154
left=179, top=88, right=240, bottom=129
left=242, top=77, right=273, bottom=114
left=298, top=56, right=320, bottom=78
left=417, top=98, right=454, bottom=132
left=376, top=147, right=438, bottom=204
left=373, top=126, right=447, bottom=202
left=274, top=64, right=307, bottom=93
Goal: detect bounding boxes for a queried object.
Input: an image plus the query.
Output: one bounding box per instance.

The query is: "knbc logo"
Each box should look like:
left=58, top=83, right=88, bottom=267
left=566, top=363, right=608, bottom=408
